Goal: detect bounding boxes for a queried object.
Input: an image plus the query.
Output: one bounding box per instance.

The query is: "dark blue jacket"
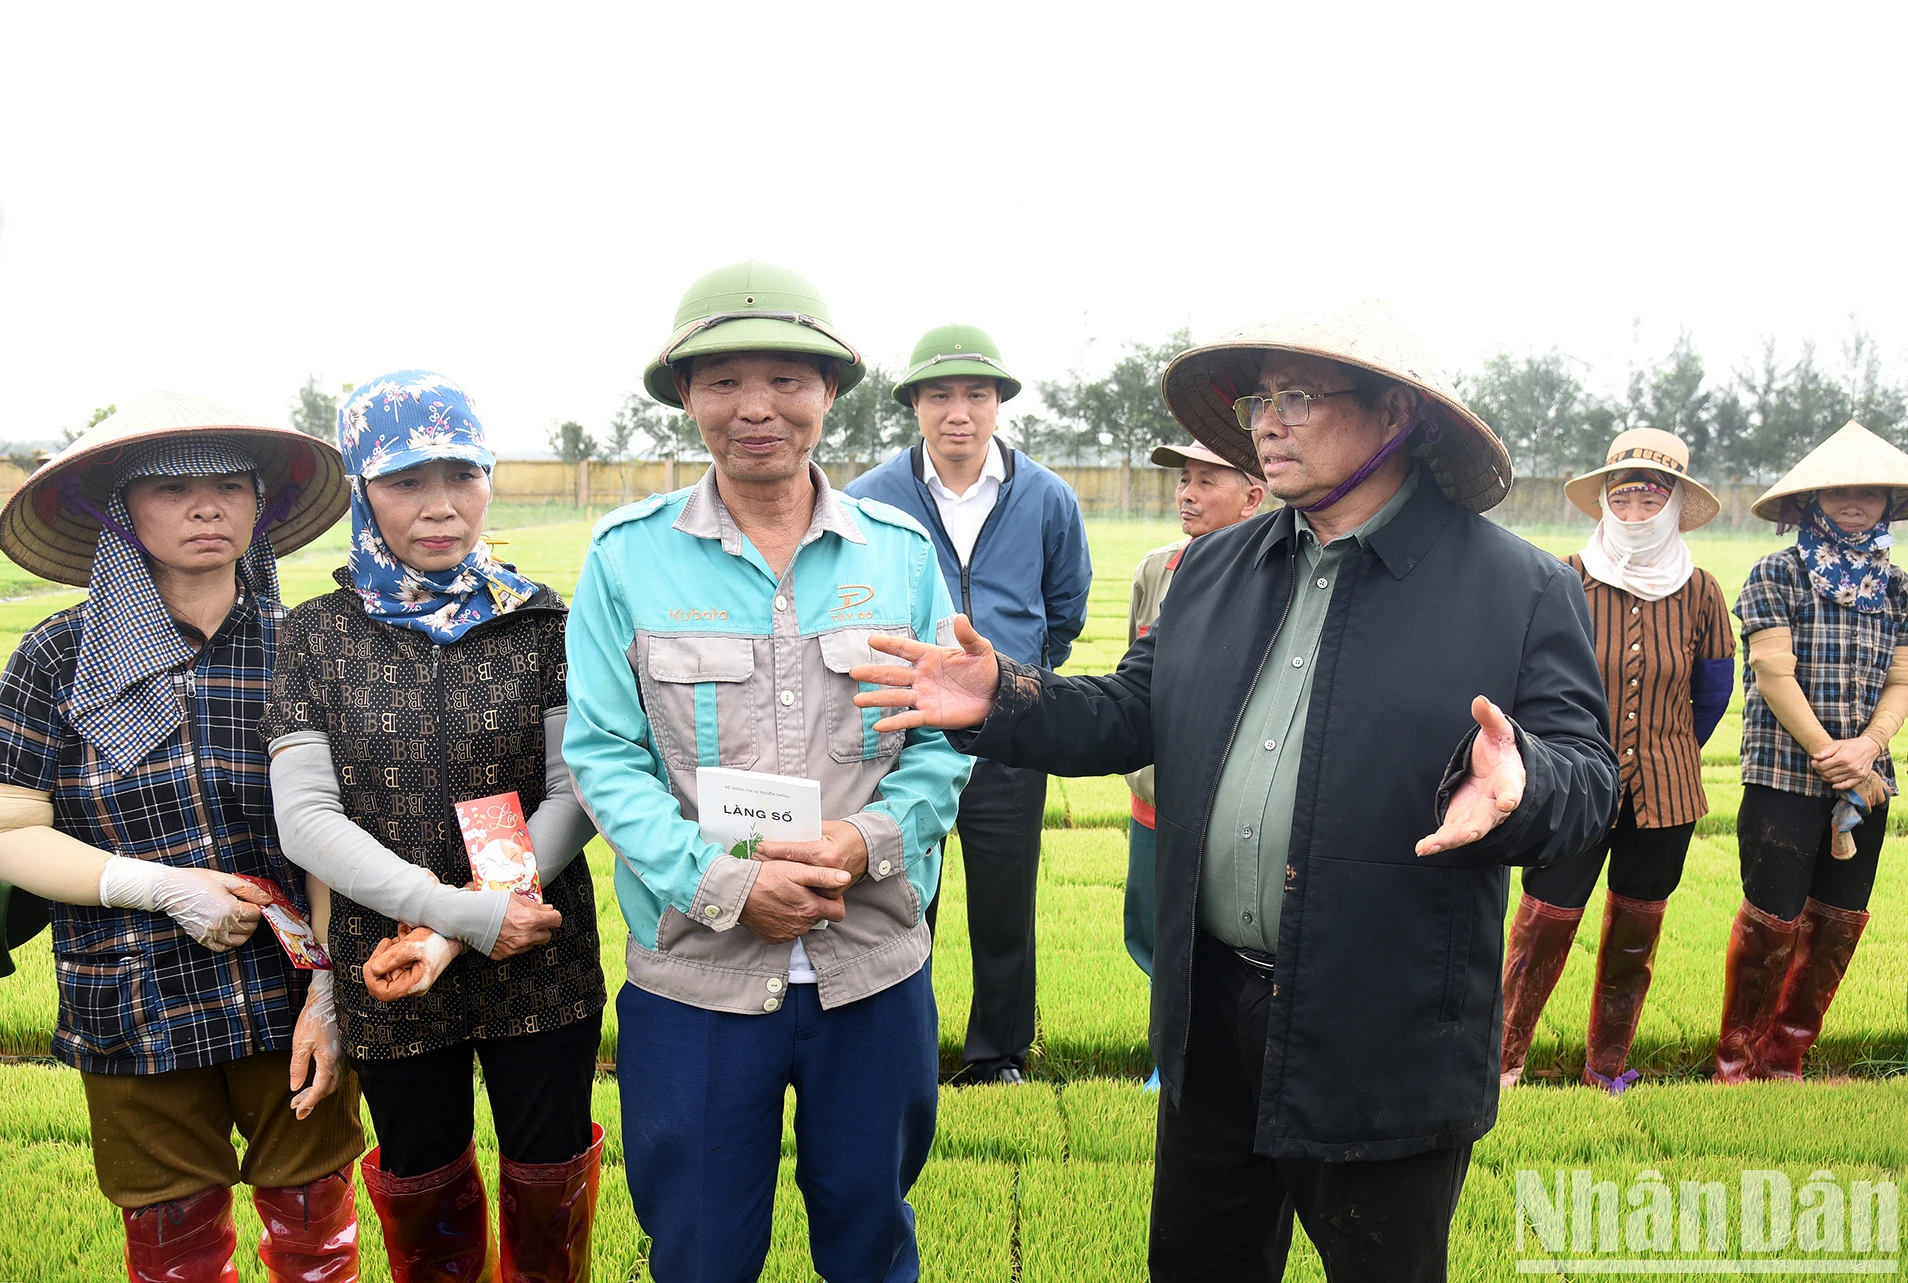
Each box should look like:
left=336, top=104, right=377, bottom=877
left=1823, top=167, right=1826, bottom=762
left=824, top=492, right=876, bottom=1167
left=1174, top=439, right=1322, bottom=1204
left=846, top=442, right=1091, bottom=668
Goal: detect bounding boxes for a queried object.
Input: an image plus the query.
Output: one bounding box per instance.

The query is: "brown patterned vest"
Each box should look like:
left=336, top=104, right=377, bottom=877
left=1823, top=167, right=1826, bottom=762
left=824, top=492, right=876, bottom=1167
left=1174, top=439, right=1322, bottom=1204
left=263, top=571, right=605, bottom=1059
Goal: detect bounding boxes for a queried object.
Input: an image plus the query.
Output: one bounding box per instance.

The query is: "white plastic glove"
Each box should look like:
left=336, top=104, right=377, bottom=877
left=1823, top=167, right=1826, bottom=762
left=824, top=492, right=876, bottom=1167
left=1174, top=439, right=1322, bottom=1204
left=288, top=968, right=342, bottom=1119
left=97, top=856, right=272, bottom=951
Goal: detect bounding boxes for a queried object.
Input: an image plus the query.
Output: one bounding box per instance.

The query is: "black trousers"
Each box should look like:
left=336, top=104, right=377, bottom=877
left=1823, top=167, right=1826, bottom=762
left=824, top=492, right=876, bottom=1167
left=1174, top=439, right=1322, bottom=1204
left=1738, top=783, right=1888, bottom=919
left=353, top=1009, right=601, bottom=1176
left=1151, top=935, right=1472, bottom=1283
left=1522, top=790, right=1695, bottom=909
left=925, top=758, right=1047, bottom=1074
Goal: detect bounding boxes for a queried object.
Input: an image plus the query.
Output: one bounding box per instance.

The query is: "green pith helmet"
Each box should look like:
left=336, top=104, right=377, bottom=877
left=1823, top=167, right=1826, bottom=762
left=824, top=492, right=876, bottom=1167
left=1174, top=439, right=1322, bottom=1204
left=643, top=261, right=865, bottom=408
left=892, top=324, right=1022, bottom=407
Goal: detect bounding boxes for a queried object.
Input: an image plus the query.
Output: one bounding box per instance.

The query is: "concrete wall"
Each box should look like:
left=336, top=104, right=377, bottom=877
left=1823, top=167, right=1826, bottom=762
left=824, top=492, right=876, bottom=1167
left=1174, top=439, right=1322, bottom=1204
left=493, top=460, right=1770, bottom=527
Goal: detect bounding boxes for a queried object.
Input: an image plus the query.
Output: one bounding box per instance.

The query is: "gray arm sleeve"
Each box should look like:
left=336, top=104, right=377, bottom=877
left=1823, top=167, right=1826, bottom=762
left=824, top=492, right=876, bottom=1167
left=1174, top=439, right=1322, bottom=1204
left=525, top=707, right=597, bottom=882
left=269, top=733, right=508, bottom=955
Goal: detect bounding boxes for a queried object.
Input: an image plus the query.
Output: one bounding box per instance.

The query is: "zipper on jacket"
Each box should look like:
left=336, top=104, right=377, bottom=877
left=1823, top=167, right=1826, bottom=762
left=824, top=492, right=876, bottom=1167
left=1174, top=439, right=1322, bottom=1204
left=181, top=661, right=259, bottom=1052
left=912, top=448, right=1015, bottom=620
left=1183, top=537, right=1299, bottom=1056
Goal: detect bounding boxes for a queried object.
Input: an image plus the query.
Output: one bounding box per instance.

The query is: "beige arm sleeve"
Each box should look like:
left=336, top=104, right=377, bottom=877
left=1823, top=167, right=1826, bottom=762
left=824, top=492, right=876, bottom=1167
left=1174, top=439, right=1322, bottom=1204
left=0, top=784, right=109, bottom=905
left=1861, top=647, right=1908, bottom=750
left=308, top=879, right=331, bottom=945
left=1747, top=627, right=1834, bottom=756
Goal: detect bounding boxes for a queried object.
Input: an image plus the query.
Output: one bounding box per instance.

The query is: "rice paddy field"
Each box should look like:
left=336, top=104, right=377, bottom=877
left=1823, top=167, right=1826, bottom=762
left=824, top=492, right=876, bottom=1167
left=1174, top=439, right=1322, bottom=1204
left=1, top=507, right=1903, bottom=1279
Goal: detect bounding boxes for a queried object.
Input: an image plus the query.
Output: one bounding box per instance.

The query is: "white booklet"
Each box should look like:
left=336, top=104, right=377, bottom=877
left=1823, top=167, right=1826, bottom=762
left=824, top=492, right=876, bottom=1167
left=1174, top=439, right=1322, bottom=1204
left=696, top=766, right=822, bottom=855
left=697, top=767, right=828, bottom=948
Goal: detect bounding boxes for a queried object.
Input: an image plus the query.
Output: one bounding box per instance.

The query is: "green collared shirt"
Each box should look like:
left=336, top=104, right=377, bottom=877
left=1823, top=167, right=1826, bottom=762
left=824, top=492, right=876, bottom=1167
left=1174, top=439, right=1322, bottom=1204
left=1198, top=468, right=1421, bottom=954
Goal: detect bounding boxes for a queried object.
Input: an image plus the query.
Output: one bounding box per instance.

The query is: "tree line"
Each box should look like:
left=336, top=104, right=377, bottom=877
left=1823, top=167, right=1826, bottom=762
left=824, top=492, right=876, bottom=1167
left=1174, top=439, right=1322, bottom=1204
left=26, top=329, right=1899, bottom=486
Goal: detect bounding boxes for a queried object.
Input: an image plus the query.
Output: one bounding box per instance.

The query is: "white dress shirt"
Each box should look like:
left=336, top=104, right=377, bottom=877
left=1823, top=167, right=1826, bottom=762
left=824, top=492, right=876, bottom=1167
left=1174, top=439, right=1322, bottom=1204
left=921, top=439, right=1008, bottom=565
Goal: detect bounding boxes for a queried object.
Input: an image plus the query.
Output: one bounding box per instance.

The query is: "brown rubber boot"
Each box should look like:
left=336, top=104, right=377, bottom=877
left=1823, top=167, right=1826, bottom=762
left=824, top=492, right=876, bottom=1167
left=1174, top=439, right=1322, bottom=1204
left=361, top=1142, right=494, bottom=1282
left=1498, top=893, right=1585, bottom=1087
left=1753, top=898, right=1870, bottom=1080
left=123, top=1185, right=240, bottom=1283
left=1714, top=898, right=1799, bottom=1083
left=498, top=1123, right=604, bottom=1282
left=1581, top=892, right=1668, bottom=1094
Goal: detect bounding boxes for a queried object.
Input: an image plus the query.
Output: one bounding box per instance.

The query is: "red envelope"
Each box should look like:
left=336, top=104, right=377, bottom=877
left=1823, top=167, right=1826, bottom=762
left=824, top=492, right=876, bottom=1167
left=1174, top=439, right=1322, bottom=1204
left=455, top=792, right=543, bottom=902
left=234, top=875, right=332, bottom=970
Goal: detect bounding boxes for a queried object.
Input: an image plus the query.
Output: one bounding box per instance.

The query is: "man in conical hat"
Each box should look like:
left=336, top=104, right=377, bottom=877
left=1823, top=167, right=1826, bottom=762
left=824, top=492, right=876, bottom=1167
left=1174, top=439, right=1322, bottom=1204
left=1719, top=420, right=1908, bottom=1083
left=0, top=393, right=361, bottom=1280
left=849, top=301, right=1618, bottom=1281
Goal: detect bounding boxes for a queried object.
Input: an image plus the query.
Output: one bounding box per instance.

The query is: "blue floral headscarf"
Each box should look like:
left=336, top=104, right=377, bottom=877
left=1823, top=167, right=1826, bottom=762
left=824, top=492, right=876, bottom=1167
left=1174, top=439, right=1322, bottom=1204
left=1796, top=496, right=1895, bottom=615
left=338, top=371, right=536, bottom=643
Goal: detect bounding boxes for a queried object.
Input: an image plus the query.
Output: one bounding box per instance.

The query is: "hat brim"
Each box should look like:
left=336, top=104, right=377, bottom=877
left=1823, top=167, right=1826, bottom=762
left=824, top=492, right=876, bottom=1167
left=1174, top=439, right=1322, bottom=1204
left=1161, top=340, right=1514, bottom=514
left=1149, top=442, right=1264, bottom=479
left=0, top=423, right=349, bottom=588
left=643, top=317, right=865, bottom=408
left=1563, top=464, right=1721, bottom=530
left=892, top=359, right=1021, bottom=406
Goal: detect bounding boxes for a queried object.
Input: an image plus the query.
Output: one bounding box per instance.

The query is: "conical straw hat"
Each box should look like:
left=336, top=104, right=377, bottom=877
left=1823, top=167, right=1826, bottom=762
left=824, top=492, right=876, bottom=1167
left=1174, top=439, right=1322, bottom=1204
left=1751, top=420, right=1908, bottom=523
left=1159, top=300, right=1514, bottom=513
left=1562, top=428, right=1720, bottom=530
left=0, top=390, right=349, bottom=587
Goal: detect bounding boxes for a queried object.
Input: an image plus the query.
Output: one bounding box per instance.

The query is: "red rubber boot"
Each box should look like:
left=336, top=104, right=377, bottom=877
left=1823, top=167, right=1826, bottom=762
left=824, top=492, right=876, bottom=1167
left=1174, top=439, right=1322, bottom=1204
left=361, top=1142, right=494, bottom=1282
left=1714, top=899, right=1799, bottom=1083
left=123, top=1185, right=240, bottom=1283
left=253, top=1165, right=361, bottom=1281
left=1582, top=893, right=1668, bottom=1094
left=1754, top=898, right=1870, bottom=1080
left=498, top=1123, right=604, bottom=1282
left=1498, top=893, right=1585, bottom=1087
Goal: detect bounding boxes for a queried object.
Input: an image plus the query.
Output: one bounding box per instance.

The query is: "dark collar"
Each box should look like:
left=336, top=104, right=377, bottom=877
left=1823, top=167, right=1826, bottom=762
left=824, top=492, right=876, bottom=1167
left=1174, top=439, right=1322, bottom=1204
left=1256, top=464, right=1456, bottom=581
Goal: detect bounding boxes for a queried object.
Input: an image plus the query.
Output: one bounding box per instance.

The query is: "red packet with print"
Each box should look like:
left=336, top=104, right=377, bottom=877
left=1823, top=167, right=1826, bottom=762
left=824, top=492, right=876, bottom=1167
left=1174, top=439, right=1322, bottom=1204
left=234, top=875, right=332, bottom=970
left=455, top=792, right=543, bottom=902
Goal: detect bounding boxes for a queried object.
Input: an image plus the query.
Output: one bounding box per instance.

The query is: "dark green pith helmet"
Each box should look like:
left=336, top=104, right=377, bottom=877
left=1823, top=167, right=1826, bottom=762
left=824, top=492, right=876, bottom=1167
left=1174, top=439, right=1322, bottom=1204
left=643, top=261, right=865, bottom=408
left=892, top=324, right=1021, bottom=407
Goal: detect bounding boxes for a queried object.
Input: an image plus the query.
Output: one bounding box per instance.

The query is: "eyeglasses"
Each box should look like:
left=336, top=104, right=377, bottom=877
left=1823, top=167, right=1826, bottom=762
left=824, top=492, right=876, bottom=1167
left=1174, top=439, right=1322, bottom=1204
left=1230, top=388, right=1358, bottom=432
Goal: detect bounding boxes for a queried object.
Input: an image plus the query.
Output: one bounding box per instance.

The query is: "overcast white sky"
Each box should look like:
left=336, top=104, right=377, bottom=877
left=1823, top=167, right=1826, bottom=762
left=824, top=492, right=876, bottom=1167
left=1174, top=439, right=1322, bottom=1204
left=3, top=2, right=1904, bottom=454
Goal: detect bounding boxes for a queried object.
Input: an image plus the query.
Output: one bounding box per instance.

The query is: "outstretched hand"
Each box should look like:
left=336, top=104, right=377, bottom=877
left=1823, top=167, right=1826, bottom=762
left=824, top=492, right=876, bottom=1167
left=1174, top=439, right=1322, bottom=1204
left=1416, top=696, right=1526, bottom=857
left=850, top=615, right=1000, bottom=733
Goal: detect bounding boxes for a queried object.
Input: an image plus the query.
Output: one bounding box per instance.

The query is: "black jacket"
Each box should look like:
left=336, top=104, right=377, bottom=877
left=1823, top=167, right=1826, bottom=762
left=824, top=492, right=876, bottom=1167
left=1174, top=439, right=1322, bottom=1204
left=962, top=472, right=1618, bottom=1160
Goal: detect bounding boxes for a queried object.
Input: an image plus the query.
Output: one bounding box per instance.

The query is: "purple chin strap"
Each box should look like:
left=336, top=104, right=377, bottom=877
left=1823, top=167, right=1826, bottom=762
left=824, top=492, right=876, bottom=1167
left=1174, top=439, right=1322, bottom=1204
left=1289, top=401, right=1445, bottom=514
left=54, top=470, right=301, bottom=554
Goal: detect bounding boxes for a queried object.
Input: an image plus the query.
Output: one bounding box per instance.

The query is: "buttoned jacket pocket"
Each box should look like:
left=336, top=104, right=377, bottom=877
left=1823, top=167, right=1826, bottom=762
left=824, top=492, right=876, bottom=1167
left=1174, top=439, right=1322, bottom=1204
left=639, top=634, right=760, bottom=774
left=817, top=626, right=909, bottom=765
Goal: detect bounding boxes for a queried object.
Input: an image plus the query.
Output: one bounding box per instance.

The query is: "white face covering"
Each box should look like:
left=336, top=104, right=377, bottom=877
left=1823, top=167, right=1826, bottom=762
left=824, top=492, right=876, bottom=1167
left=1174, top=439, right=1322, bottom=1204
left=1580, top=480, right=1695, bottom=601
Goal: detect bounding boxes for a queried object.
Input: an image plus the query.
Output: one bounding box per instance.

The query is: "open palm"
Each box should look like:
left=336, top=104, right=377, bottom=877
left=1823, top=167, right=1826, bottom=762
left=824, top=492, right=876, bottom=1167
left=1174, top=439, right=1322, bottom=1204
left=1416, top=696, right=1526, bottom=856
left=850, top=615, right=1001, bottom=732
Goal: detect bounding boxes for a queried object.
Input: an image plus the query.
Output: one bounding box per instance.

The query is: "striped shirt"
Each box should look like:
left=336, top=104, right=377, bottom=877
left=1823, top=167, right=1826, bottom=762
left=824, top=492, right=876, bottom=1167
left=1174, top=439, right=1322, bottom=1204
left=1568, top=555, right=1734, bottom=827
left=1735, top=545, right=1908, bottom=797
left=0, top=592, right=305, bottom=1075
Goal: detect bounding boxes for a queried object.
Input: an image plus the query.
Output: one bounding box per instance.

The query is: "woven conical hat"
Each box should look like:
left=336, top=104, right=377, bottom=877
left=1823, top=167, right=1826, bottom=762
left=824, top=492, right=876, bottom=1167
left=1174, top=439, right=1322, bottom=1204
left=1160, top=300, right=1513, bottom=513
left=1751, top=420, right=1908, bottom=523
left=0, top=390, right=349, bottom=587
left=1562, top=428, right=1721, bottom=530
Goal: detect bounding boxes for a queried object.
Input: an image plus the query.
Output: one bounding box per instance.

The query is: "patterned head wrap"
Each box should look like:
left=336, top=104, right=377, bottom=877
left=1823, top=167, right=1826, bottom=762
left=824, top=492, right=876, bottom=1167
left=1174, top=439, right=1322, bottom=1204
left=71, top=437, right=272, bottom=774
left=338, top=371, right=536, bottom=643
left=1604, top=468, right=1675, bottom=502
left=1797, top=495, right=1895, bottom=614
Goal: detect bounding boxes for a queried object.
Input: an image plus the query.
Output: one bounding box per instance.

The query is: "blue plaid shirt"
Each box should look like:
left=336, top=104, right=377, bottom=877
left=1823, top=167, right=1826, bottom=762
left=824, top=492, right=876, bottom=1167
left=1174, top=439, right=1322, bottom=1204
left=0, top=591, right=306, bottom=1075
left=1736, top=545, right=1908, bottom=798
